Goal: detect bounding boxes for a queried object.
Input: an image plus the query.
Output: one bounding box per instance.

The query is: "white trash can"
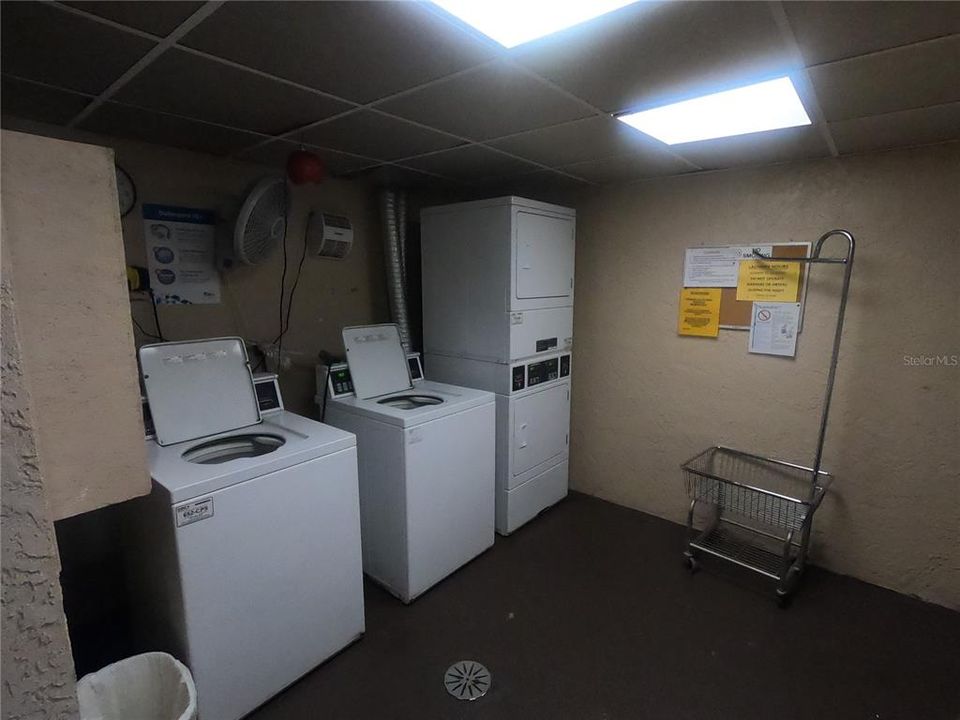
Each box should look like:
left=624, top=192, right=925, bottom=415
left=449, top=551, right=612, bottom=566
left=77, top=652, right=197, bottom=720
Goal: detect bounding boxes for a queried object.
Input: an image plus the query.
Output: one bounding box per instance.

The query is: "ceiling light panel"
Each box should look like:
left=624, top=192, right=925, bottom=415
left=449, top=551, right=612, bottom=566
left=431, top=0, right=642, bottom=48
left=617, top=77, right=812, bottom=145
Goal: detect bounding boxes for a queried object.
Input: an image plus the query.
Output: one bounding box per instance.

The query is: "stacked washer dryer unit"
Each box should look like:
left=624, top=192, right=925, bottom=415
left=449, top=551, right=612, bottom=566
left=131, top=338, right=365, bottom=720
left=324, top=324, right=496, bottom=603
left=421, top=197, right=575, bottom=535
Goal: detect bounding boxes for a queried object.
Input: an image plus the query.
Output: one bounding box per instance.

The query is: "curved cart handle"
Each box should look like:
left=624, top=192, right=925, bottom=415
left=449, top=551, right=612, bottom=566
left=753, top=229, right=855, bottom=265
left=754, top=229, right=857, bottom=501
left=813, top=229, right=856, bottom=265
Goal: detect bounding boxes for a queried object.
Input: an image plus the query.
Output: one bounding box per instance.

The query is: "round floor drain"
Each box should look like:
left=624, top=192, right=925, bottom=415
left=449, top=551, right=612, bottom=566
left=444, top=660, right=491, bottom=701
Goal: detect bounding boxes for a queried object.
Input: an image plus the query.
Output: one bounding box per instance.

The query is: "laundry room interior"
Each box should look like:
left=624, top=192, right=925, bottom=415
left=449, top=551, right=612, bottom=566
left=1, top=2, right=958, bottom=720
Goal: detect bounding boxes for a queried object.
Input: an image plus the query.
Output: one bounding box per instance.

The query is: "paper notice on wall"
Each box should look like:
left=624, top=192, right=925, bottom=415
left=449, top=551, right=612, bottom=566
left=143, top=204, right=220, bottom=304
left=736, top=259, right=800, bottom=302
left=684, top=246, right=772, bottom=287
left=749, top=302, right=800, bottom=357
left=678, top=288, right=721, bottom=337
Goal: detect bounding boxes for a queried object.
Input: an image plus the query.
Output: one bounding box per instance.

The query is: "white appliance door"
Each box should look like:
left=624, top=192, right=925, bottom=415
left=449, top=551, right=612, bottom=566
left=515, top=211, right=575, bottom=300
left=174, top=449, right=364, bottom=720
left=511, top=383, right=570, bottom=483
left=342, top=324, right=412, bottom=400
left=405, top=403, right=495, bottom=600
left=140, top=337, right=261, bottom=446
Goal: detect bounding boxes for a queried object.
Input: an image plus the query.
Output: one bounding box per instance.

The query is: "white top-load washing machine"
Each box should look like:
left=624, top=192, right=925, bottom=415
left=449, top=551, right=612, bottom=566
left=421, top=197, right=575, bottom=534
left=324, top=324, right=495, bottom=603
left=129, top=338, right=365, bottom=720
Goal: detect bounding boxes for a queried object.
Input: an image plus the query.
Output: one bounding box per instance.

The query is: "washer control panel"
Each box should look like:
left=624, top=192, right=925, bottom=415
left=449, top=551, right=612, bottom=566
left=408, top=354, right=424, bottom=381
left=328, top=364, right=355, bottom=398
left=253, top=373, right=283, bottom=413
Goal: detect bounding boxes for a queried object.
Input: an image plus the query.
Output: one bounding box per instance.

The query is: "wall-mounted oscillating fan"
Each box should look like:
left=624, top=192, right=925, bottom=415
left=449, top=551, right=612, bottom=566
left=232, top=176, right=288, bottom=266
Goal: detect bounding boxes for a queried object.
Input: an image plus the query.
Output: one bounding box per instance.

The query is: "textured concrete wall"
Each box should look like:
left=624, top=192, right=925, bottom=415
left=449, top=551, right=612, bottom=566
left=570, top=143, right=960, bottom=608
left=2, top=130, right=150, bottom=520
left=1, top=240, right=79, bottom=719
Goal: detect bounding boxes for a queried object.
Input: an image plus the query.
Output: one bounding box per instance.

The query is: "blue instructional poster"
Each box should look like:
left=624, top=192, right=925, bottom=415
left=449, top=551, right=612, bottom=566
left=143, top=204, right=220, bottom=304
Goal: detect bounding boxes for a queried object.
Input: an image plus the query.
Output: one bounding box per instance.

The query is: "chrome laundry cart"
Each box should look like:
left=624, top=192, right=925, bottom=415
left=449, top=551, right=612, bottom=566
left=682, top=230, right=856, bottom=605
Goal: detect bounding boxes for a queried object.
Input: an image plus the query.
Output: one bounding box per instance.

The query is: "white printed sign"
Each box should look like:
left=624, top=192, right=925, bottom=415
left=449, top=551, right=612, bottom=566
left=143, top=204, right=220, bottom=304
left=684, top=245, right=773, bottom=287
left=749, top=302, right=801, bottom=357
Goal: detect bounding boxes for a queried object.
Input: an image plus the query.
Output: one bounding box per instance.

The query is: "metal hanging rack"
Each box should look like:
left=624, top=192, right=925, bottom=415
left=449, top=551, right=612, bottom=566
left=682, top=229, right=856, bottom=605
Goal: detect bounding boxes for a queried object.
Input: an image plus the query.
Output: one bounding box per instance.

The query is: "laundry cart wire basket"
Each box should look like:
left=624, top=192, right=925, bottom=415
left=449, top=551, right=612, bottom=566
left=682, top=230, right=855, bottom=605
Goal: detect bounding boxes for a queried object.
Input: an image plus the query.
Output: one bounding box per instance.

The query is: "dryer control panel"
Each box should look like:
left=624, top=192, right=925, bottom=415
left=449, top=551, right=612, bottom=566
left=511, top=353, right=571, bottom=393
left=527, top=357, right=559, bottom=387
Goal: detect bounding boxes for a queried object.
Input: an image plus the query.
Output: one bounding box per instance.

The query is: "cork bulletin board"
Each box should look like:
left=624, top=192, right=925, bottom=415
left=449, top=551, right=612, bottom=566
left=720, top=243, right=811, bottom=329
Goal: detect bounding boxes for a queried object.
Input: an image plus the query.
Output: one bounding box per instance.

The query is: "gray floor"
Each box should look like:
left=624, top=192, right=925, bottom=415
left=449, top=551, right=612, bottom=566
left=248, top=492, right=960, bottom=720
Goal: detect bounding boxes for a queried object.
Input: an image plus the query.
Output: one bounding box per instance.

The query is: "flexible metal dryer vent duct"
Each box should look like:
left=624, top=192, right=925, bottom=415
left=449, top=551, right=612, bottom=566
left=380, top=189, right=411, bottom=351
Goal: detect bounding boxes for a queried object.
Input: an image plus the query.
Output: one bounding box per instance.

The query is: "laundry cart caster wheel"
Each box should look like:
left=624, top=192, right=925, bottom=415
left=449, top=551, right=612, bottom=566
left=684, top=555, right=700, bottom=573
left=776, top=591, right=792, bottom=609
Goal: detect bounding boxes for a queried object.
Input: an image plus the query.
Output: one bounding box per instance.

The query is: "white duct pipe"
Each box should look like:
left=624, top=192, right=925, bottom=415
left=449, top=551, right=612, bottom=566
left=380, top=190, right=412, bottom=351
left=398, top=192, right=408, bottom=292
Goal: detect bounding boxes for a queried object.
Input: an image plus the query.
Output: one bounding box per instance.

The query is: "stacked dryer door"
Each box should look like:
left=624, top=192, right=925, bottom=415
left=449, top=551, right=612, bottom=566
left=421, top=197, right=575, bottom=534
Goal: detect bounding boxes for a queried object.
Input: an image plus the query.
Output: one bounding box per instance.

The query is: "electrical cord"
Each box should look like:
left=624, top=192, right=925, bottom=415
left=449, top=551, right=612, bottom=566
left=267, top=220, right=308, bottom=371
left=149, top=290, right=166, bottom=342
left=132, top=315, right=162, bottom=340
left=129, top=291, right=165, bottom=341
left=276, top=234, right=308, bottom=344
left=318, top=363, right=330, bottom=422
left=275, top=212, right=290, bottom=358
left=253, top=196, right=292, bottom=374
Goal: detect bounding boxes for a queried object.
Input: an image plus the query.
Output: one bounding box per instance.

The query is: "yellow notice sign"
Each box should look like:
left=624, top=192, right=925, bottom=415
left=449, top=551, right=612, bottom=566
left=678, top=288, right=721, bottom=337
left=736, top=259, right=801, bottom=302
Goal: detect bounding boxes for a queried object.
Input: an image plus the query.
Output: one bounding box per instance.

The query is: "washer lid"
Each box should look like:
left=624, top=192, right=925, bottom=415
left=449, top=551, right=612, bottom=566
left=342, top=324, right=412, bottom=400
left=327, top=380, right=493, bottom=429
left=140, top=337, right=261, bottom=446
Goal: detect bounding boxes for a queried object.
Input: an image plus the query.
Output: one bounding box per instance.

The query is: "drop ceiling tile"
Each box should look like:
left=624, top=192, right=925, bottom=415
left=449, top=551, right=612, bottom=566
left=467, top=170, right=592, bottom=206
left=114, top=49, right=350, bottom=135
left=399, top=146, right=541, bottom=182
left=783, top=1, right=960, bottom=66
left=491, top=170, right=593, bottom=195
left=182, top=1, right=495, bottom=103
left=513, top=1, right=794, bottom=113
left=375, top=61, right=593, bottom=141
left=829, top=103, right=960, bottom=155
left=79, top=103, right=263, bottom=155
left=64, top=1, right=204, bottom=36
left=235, top=140, right=378, bottom=177
left=0, top=2, right=156, bottom=94
left=299, top=111, right=463, bottom=162
left=559, top=146, right=694, bottom=184
left=0, top=76, right=93, bottom=125
left=670, top=125, right=832, bottom=170
left=347, top=165, right=459, bottom=190
left=488, top=116, right=668, bottom=168
left=810, top=35, right=960, bottom=122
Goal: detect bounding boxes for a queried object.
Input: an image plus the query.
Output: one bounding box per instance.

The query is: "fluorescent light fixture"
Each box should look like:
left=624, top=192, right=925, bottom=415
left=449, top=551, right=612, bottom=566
left=432, top=0, right=642, bottom=48
left=617, top=77, right=811, bottom=145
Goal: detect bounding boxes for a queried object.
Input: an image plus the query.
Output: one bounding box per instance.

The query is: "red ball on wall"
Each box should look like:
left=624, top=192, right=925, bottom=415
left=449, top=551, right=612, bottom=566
left=286, top=149, right=325, bottom=185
